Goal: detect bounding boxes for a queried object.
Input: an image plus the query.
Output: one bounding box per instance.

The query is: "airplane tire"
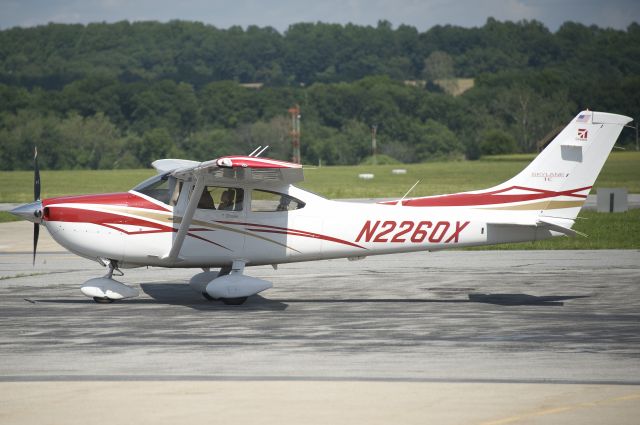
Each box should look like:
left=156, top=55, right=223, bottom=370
left=93, top=297, right=114, bottom=304
left=221, top=297, right=248, bottom=305
left=202, top=292, right=219, bottom=301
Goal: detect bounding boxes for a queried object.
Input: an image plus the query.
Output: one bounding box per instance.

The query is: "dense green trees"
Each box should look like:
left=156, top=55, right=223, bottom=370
left=0, top=19, right=638, bottom=169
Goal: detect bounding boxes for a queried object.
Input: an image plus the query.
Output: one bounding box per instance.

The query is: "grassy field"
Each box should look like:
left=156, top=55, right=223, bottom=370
left=299, top=151, right=640, bottom=199
left=1, top=152, right=638, bottom=249
left=0, top=211, right=19, bottom=222
left=0, top=169, right=154, bottom=203
left=465, top=209, right=640, bottom=250
left=1, top=152, right=638, bottom=203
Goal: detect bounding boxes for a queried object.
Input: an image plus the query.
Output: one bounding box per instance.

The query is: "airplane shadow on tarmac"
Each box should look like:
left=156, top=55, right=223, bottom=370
left=32, top=283, right=289, bottom=311
left=139, top=283, right=289, bottom=311
left=139, top=283, right=589, bottom=308
left=34, top=283, right=589, bottom=310
left=271, top=294, right=588, bottom=307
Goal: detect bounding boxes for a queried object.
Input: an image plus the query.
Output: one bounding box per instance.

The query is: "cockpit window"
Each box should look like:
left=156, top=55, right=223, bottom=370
left=133, top=173, right=180, bottom=206
left=251, top=190, right=305, bottom=212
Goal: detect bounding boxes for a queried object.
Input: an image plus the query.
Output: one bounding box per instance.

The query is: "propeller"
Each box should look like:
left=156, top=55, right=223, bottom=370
left=33, top=147, right=41, bottom=265
left=8, top=147, right=43, bottom=266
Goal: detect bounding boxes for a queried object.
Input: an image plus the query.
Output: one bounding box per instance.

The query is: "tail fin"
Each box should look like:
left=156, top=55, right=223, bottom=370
left=397, top=111, right=631, bottom=226
left=495, top=110, right=632, bottom=220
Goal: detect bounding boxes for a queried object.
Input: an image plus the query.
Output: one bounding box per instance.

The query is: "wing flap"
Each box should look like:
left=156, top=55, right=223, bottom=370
left=169, top=156, right=304, bottom=185
left=152, top=159, right=200, bottom=174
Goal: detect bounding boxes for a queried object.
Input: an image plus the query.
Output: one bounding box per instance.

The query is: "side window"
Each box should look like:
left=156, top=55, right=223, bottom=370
left=198, top=186, right=244, bottom=211
left=251, top=190, right=305, bottom=212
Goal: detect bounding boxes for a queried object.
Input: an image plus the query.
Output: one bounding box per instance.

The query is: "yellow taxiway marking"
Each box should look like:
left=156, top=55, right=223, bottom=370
left=479, top=391, right=640, bottom=425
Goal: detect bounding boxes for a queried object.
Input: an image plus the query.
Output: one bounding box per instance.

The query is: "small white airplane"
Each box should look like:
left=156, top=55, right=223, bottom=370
left=11, top=110, right=631, bottom=304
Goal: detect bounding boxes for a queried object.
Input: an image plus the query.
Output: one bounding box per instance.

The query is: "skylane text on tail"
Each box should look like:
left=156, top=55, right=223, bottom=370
left=10, top=110, right=632, bottom=304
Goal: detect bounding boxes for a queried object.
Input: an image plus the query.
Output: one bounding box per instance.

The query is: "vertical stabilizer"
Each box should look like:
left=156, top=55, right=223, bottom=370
left=493, top=110, right=632, bottom=221
left=389, top=110, right=631, bottom=232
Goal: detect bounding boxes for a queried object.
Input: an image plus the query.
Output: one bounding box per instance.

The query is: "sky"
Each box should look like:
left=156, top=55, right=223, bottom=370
left=1, top=0, right=639, bottom=32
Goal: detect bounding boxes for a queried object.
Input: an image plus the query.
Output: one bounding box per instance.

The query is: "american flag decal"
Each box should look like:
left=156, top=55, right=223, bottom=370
left=576, top=114, right=590, bottom=123
left=577, top=128, right=588, bottom=140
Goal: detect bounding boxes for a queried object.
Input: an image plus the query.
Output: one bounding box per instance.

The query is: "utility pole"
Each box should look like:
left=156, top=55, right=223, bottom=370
left=289, top=105, right=301, bottom=164
left=371, top=124, right=378, bottom=165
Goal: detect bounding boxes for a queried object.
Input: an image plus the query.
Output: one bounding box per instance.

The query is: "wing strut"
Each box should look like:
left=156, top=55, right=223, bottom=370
left=165, top=173, right=206, bottom=262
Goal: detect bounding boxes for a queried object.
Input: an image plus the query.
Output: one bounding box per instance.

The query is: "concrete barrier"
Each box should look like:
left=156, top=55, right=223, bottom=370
left=597, top=188, right=628, bottom=212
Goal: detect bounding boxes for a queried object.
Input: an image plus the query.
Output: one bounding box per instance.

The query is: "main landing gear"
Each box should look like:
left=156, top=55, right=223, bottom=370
left=189, top=260, right=272, bottom=306
left=80, top=260, right=139, bottom=303
left=79, top=259, right=271, bottom=305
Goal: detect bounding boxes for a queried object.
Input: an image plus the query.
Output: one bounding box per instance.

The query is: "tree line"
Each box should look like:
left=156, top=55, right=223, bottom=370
left=0, top=19, right=638, bottom=170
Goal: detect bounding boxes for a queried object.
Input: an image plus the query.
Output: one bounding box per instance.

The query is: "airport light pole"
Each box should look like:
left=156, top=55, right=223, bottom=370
left=371, top=124, right=378, bottom=165
left=289, top=105, right=301, bottom=164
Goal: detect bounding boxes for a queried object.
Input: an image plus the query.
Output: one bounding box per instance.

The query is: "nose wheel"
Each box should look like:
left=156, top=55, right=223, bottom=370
left=92, top=260, right=122, bottom=303
left=81, top=260, right=139, bottom=303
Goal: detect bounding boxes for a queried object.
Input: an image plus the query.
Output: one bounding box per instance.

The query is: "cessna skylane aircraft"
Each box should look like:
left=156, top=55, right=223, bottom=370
left=11, top=111, right=632, bottom=304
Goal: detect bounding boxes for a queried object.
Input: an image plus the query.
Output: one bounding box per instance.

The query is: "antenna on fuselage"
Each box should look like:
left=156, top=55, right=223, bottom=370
left=397, top=180, right=421, bottom=206
left=248, top=146, right=262, bottom=157
left=248, top=145, right=270, bottom=157
left=255, top=145, right=269, bottom=157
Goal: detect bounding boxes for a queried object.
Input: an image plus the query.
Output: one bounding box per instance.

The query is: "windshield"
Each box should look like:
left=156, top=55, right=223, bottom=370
left=132, top=173, right=179, bottom=205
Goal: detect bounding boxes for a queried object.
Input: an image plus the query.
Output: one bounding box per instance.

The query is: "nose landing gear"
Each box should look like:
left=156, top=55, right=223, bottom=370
left=81, top=260, right=139, bottom=303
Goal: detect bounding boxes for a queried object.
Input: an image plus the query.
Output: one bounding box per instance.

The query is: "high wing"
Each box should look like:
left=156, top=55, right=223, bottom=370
left=151, top=159, right=199, bottom=174
left=153, top=156, right=304, bottom=262
left=153, top=156, right=304, bottom=185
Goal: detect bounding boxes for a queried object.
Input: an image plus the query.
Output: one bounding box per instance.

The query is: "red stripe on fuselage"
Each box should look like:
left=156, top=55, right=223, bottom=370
left=217, top=220, right=366, bottom=249
left=45, top=206, right=170, bottom=230
left=43, top=205, right=228, bottom=249
left=383, top=186, right=591, bottom=207
left=42, top=192, right=170, bottom=212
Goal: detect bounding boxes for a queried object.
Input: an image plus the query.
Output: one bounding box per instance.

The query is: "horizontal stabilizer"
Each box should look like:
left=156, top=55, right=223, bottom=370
left=536, top=219, right=586, bottom=237
left=487, top=219, right=586, bottom=238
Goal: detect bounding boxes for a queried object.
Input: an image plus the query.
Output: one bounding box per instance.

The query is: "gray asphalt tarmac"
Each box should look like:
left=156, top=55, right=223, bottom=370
left=1, top=249, right=639, bottom=383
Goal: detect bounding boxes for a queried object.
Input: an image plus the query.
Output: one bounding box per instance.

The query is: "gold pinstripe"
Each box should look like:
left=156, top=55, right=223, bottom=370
left=477, top=200, right=585, bottom=211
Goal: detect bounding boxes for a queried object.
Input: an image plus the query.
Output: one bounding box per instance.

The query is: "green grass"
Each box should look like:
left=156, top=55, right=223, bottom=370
left=466, top=209, right=640, bottom=250
left=0, top=152, right=637, bottom=202
left=1, top=152, right=638, bottom=249
left=0, top=169, right=155, bottom=203
left=0, top=211, right=20, bottom=223
left=300, top=151, right=640, bottom=199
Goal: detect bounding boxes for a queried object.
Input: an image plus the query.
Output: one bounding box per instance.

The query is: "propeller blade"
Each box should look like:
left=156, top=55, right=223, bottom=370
left=33, top=147, right=41, bottom=266
left=33, top=222, right=39, bottom=266
left=34, top=147, right=41, bottom=201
